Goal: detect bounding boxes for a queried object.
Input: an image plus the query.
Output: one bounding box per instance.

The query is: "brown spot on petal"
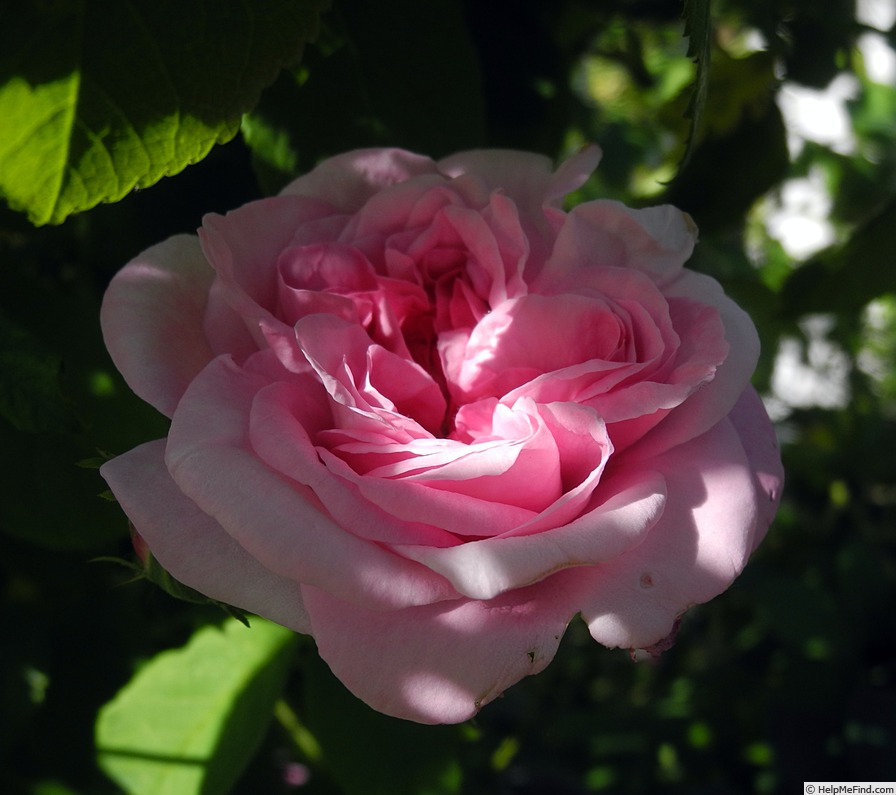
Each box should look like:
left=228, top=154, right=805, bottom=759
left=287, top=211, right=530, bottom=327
left=639, top=572, right=655, bottom=589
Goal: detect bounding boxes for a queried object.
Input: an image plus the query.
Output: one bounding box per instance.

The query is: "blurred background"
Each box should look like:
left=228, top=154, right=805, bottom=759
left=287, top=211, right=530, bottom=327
left=2, top=0, right=895, bottom=792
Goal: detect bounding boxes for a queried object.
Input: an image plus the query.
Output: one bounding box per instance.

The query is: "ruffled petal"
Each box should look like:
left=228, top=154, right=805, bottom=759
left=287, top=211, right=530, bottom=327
left=318, top=447, right=538, bottom=537
left=295, top=313, right=446, bottom=437
left=199, top=196, right=338, bottom=368
left=249, top=380, right=461, bottom=548
left=438, top=148, right=598, bottom=280
left=100, top=440, right=312, bottom=632
left=625, top=271, right=760, bottom=459
left=101, top=235, right=215, bottom=417
left=164, top=354, right=458, bottom=609
left=535, top=201, right=698, bottom=289
left=447, top=293, right=632, bottom=402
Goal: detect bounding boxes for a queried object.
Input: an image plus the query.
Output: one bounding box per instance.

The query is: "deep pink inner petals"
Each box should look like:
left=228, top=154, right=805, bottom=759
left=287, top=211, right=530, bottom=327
left=229, top=169, right=732, bottom=582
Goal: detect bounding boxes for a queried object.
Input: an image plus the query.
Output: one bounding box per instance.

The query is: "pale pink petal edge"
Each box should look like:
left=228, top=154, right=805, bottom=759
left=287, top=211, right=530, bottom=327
left=101, top=235, right=215, bottom=417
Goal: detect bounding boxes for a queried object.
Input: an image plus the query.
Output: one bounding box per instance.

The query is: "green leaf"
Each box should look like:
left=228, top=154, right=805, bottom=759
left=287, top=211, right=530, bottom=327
left=96, top=618, right=298, bottom=795
left=302, top=651, right=463, bottom=795
left=0, top=0, right=327, bottom=226
left=677, top=0, right=712, bottom=172
left=0, top=309, right=72, bottom=434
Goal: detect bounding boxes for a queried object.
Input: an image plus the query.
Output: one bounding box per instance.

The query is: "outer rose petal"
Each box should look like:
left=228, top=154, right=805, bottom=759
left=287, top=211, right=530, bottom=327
left=534, top=201, right=698, bottom=290
left=100, top=440, right=312, bottom=633
left=280, top=148, right=442, bottom=211
left=727, top=386, right=785, bottom=545
left=302, top=578, right=576, bottom=724
left=574, top=415, right=761, bottom=650
left=437, top=145, right=602, bottom=210
left=625, top=271, right=760, bottom=459
left=101, top=235, right=215, bottom=417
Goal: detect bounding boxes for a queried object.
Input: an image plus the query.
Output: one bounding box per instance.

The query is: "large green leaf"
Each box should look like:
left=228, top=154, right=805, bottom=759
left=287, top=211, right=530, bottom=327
left=96, top=618, right=297, bottom=795
left=0, top=0, right=327, bottom=226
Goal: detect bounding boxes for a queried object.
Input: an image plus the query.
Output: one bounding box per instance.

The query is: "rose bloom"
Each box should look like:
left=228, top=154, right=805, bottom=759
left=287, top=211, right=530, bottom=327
left=101, top=146, right=783, bottom=724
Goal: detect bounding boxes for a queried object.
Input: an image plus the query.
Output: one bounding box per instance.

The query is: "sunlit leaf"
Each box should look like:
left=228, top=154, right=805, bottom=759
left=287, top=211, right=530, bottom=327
left=96, top=618, right=297, bottom=795
left=0, top=0, right=327, bottom=225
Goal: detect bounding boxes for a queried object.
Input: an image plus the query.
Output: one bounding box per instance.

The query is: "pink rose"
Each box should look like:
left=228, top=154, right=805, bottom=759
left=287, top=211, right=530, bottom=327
left=100, top=146, right=783, bottom=723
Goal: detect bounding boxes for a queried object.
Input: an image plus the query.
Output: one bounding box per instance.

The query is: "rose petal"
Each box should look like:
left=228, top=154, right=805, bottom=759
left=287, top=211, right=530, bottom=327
left=318, top=398, right=564, bottom=513
left=544, top=144, right=603, bottom=205
left=351, top=176, right=479, bottom=256
left=281, top=148, right=443, bottom=212
left=437, top=146, right=601, bottom=211
left=101, top=440, right=312, bottom=632
left=101, top=235, right=215, bottom=417
left=438, top=194, right=529, bottom=306
left=398, top=470, right=665, bottom=600
left=447, top=293, right=630, bottom=401
left=276, top=243, right=378, bottom=324
left=573, top=415, right=761, bottom=649
left=302, top=578, right=576, bottom=724
left=249, top=380, right=461, bottom=549
left=295, top=314, right=446, bottom=436
left=393, top=400, right=563, bottom=512
left=437, top=146, right=602, bottom=275
left=319, top=448, right=537, bottom=537
left=199, top=196, right=338, bottom=369
left=585, top=296, right=729, bottom=450
left=727, top=386, right=784, bottom=546
left=625, top=271, right=760, bottom=459
left=535, top=200, right=698, bottom=289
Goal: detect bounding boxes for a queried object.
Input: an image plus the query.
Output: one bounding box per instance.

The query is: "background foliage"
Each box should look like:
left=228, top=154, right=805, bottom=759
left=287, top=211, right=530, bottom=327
left=2, top=0, right=895, bottom=792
